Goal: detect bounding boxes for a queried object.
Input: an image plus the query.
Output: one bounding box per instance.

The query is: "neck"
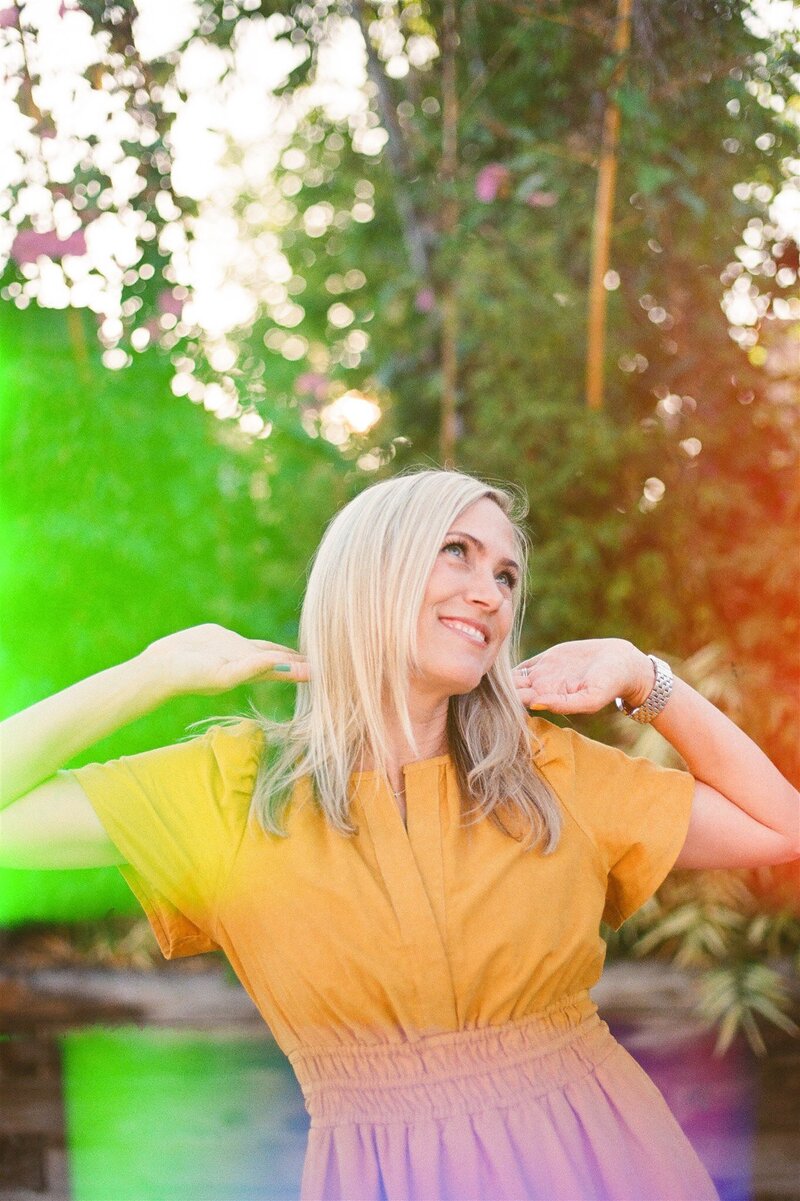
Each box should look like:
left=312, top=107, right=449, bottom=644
left=358, top=695, right=450, bottom=783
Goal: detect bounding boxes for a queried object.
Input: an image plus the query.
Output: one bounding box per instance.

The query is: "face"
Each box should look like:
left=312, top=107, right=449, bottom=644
left=412, top=497, right=520, bottom=705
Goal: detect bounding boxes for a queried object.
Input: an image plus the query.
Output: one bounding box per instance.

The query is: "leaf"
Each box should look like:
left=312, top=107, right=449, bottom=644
left=635, top=164, right=675, bottom=196
left=714, top=1007, right=741, bottom=1056
left=747, top=996, right=799, bottom=1036
left=614, top=85, right=653, bottom=124
left=676, top=185, right=708, bottom=218
left=514, top=172, right=547, bottom=199
left=632, top=904, right=701, bottom=954
left=506, top=151, right=545, bottom=171
left=740, top=1009, right=767, bottom=1056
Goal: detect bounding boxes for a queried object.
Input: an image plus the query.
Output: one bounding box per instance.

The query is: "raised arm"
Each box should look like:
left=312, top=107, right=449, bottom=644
left=0, top=653, right=171, bottom=869
left=513, top=638, right=800, bottom=872
left=0, top=625, right=307, bottom=869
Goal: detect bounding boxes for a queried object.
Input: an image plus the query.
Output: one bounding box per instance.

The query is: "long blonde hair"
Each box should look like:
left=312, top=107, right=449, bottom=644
left=244, top=468, right=561, bottom=853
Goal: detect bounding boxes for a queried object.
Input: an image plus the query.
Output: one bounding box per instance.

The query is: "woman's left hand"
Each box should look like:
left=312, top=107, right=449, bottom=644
left=513, top=638, right=654, bottom=715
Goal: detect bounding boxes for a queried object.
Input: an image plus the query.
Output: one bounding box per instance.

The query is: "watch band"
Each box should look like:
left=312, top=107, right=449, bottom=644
left=615, top=655, right=674, bottom=724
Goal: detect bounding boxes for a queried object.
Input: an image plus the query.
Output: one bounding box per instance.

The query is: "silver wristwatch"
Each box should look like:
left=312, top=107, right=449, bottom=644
left=615, top=655, right=674, bottom=724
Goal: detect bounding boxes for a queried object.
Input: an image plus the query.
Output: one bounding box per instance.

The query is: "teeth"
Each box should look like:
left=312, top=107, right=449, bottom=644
left=442, top=619, right=486, bottom=644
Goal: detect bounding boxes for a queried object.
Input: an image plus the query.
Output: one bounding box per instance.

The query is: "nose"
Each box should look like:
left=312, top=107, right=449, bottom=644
left=465, top=565, right=505, bottom=611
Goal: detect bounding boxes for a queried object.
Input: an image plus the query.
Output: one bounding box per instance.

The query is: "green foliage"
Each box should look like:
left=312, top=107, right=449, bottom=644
left=700, top=963, right=799, bottom=1056
left=2, top=1, right=798, bottom=1052
left=0, top=303, right=342, bottom=736
left=602, top=646, right=800, bottom=1052
left=0, top=301, right=345, bottom=923
left=603, top=867, right=800, bottom=1054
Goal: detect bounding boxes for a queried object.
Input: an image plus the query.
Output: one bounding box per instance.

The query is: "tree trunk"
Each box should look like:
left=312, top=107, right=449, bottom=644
left=351, top=0, right=431, bottom=283
left=586, top=0, right=633, bottom=411
left=439, top=0, right=459, bottom=464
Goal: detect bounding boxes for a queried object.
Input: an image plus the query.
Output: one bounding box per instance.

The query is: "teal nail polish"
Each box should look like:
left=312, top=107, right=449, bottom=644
left=272, top=664, right=292, bottom=672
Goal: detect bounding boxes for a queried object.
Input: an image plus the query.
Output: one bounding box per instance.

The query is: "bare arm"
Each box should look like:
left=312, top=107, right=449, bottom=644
left=514, top=639, right=800, bottom=871
left=0, top=655, right=174, bottom=869
left=651, top=676, right=799, bottom=869
left=0, top=625, right=307, bottom=869
left=1, top=656, right=172, bottom=811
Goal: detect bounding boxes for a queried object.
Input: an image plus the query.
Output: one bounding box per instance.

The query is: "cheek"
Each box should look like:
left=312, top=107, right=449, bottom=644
left=498, top=609, right=514, bottom=646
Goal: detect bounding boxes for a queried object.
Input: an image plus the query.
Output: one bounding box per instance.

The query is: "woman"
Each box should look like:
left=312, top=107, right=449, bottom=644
left=2, top=468, right=798, bottom=1201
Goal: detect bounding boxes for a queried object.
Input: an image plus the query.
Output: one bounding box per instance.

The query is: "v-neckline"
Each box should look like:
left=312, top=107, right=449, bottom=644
left=351, top=757, right=458, bottom=1029
left=351, top=752, right=452, bottom=837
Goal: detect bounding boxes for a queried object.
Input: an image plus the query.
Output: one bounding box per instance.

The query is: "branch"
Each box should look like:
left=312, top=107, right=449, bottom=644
left=476, top=114, right=596, bottom=166
left=492, top=0, right=606, bottom=40
left=461, top=0, right=489, bottom=92
left=349, top=0, right=431, bottom=282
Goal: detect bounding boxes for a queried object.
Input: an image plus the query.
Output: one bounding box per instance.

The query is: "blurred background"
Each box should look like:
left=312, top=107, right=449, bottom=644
left=1, top=1, right=798, bottom=1199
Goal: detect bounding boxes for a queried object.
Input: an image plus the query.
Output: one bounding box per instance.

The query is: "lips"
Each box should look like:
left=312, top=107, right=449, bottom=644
left=439, top=617, right=490, bottom=646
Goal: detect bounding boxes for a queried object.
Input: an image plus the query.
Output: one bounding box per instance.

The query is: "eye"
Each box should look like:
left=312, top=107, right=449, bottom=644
left=497, top=569, right=519, bottom=590
left=441, top=539, right=467, bottom=559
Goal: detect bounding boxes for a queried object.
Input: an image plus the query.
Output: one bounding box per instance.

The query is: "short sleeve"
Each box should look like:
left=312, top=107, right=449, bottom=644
left=529, top=717, right=695, bottom=931
left=66, top=719, right=264, bottom=959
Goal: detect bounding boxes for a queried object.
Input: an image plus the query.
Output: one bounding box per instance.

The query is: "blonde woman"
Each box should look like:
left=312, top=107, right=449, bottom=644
left=2, top=469, right=798, bottom=1201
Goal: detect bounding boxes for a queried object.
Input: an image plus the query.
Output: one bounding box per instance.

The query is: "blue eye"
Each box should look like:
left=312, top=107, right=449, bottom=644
left=442, top=540, right=518, bottom=590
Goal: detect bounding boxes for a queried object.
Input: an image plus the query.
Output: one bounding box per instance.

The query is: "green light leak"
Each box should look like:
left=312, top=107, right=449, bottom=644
left=0, top=866, right=135, bottom=926
left=0, top=303, right=140, bottom=926
left=61, top=1027, right=306, bottom=1201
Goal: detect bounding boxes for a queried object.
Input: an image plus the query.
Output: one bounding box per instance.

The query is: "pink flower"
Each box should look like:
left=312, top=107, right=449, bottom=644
left=475, top=163, right=510, bottom=204
left=525, top=190, right=558, bottom=208
left=11, top=227, right=87, bottom=263
left=294, top=372, right=328, bottom=401
left=0, top=7, right=19, bottom=28
left=414, top=288, right=436, bottom=313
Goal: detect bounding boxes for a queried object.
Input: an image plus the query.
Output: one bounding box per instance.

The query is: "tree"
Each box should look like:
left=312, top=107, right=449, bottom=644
left=1, top=0, right=798, bottom=1042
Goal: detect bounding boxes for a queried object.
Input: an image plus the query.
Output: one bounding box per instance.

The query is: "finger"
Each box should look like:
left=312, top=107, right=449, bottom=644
left=525, top=690, right=607, bottom=715
left=513, top=672, right=608, bottom=714
left=512, top=665, right=540, bottom=688
left=280, top=661, right=310, bottom=682
left=267, top=657, right=310, bottom=681
left=251, top=640, right=303, bottom=657
left=515, top=651, right=547, bottom=667
left=512, top=676, right=547, bottom=711
left=252, top=647, right=305, bottom=664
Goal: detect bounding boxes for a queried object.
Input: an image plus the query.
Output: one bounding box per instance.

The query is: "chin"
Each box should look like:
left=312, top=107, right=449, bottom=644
left=441, top=670, right=489, bottom=697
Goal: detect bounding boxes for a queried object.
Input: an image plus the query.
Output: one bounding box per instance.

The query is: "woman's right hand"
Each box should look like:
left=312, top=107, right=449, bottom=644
left=137, top=623, right=309, bottom=698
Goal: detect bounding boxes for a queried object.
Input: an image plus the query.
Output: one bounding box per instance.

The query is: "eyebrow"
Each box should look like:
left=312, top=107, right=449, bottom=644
left=446, top=530, right=521, bottom=574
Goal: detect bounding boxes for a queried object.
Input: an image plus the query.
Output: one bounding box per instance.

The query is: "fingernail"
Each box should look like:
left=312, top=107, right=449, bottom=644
left=272, top=664, right=292, bottom=672
left=527, top=703, right=548, bottom=711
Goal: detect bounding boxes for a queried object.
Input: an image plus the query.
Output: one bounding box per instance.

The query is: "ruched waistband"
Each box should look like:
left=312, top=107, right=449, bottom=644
left=290, top=992, right=618, bottom=1127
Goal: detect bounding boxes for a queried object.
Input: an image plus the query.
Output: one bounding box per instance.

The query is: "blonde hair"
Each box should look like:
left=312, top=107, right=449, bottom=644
left=237, top=468, right=561, bottom=853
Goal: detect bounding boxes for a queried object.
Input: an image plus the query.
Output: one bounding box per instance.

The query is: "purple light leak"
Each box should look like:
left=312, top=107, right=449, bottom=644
left=609, top=1018, right=756, bottom=1201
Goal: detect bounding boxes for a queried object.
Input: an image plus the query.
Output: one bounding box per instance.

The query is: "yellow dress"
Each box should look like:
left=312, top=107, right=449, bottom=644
left=70, top=716, right=719, bottom=1201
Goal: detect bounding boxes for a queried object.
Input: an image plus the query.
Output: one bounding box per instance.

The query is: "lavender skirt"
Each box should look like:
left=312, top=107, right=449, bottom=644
left=290, top=993, right=720, bottom=1201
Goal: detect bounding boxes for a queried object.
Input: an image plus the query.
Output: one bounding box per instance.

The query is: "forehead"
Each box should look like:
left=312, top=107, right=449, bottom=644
left=451, top=497, right=519, bottom=557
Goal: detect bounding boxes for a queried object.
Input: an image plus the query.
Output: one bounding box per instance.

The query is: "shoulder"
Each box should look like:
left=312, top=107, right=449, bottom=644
left=523, top=711, right=681, bottom=811
left=525, top=712, right=652, bottom=781
left=77, top=717, right=266, bottom=811
left=524, top=710, right=694, bottom=831
left=196, top=716, right=266, bottom=754
left=186, top=717, right=266, bottom=790
left=524, top=713, right=579, bottom=784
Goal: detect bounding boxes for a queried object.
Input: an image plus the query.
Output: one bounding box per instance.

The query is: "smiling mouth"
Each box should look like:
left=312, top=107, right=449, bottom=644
left=439, top=618, right=488, bottom=646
